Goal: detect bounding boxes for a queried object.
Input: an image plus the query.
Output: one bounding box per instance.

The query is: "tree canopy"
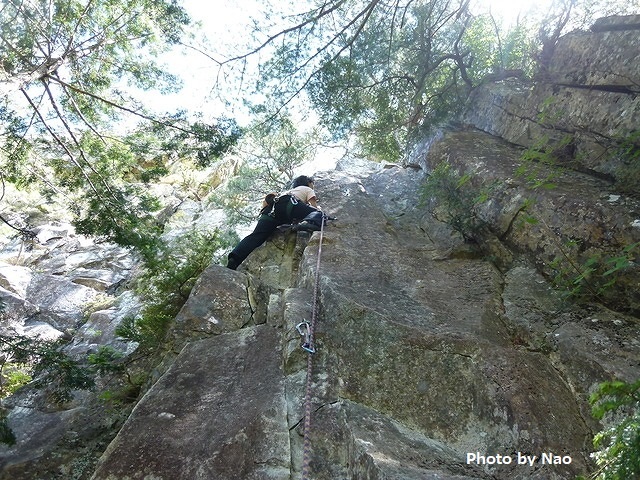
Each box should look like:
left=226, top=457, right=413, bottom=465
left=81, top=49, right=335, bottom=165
left=215, top=0, right=636, bottom=162
left=0, top=0, right=240, bottom=254
left=1, top=0, right=637, bottom=241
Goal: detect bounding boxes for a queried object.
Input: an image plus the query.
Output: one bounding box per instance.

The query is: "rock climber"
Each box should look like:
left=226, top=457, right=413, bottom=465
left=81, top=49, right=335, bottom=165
left=226, top=175, right=323, bottom=270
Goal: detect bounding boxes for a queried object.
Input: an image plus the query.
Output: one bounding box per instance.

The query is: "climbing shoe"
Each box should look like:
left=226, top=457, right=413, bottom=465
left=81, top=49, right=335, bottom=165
left=292, top=221, right=320, bottom=232
left=226, top=256, right=239, bottom=270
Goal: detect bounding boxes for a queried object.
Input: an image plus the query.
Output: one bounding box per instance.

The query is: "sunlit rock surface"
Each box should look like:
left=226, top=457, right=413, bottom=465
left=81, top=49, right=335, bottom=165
left=464, top=15, right=640, bottom=178
left=88, top=163, right=638, bottom=480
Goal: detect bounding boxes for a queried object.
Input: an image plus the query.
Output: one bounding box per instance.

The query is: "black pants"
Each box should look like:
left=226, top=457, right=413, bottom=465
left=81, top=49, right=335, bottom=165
left=227, top=196, right=317, bottom=269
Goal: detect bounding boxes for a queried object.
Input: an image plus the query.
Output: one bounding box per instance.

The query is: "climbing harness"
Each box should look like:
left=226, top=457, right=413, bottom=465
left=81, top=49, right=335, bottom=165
left=267, top=193, right=298, bottom=218
left=300, top=213, right=326, bottom=480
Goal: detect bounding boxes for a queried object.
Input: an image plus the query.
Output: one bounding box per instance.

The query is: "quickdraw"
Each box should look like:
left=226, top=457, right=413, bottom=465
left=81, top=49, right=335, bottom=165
left=296, top=321, right=316, bottom=354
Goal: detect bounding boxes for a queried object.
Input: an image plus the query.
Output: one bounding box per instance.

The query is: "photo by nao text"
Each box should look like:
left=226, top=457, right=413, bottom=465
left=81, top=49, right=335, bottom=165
left=466, top=452, right=573, bottom=466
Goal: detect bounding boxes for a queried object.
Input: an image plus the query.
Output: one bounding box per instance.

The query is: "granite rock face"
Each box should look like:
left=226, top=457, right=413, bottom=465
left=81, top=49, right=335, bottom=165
left=463, top=15, right=640, bottom=180
left=86, top=163, right=639, bottom=480
left=421, top=130, right=640, bottom=314
left=1, top=155, right=638, bottom=479
left=91, top=325, right=290, bottom=480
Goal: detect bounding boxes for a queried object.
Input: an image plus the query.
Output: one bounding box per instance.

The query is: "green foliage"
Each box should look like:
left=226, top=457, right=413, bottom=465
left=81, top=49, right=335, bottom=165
left=515, top=194, right=638, bottom=312
left=32, top=346, right=95, bottom=405
left=0, top=302, right=94, bottom=413
left=500, top=25, right=538, bottom=78
left=420, top=162, right=493, bottom=241
left=72, top=183, right=163, bottom=261
left=612, top=130, right=640, bottom=198
left=305, top=56, right=366, bottom=139
left=125, top=115, right=243, bottom=169
left=97, top=384, right=141, bottom=407
left=249, top=1, right=492, bottom=162
left=245, top=114, right=314, bottom=182
left=115, top=229, right=235, bottom=348
left=244, top=0, right=573, bottom=162
left=0, top=364, right=31, bottom=399
left=0, top=107, right=32, bottom=186
left=87, top=346, right=126, bottom=375
left=355, top=85, right=406, bottom=162
left=545, top=238, right=639, bottom=313
left=212, top=113, right=314, bottom=225
left=588, top=379, right=640, bottom=479
left=0, top=0, right=191, bottom=157
left=463, top=15, right=502, bottom=80
left=214, top=164, right=275, bottom=225
left=0, top=0, right=242, bottom=257
left=188, top=119, right=243, bottom=168
left=515, top=132, right=574, bottom=190
left=0, top=333, right=95, bottom=408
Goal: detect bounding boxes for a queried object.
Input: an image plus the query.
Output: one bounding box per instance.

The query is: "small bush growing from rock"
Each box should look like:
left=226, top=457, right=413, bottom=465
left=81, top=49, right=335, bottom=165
left=115, top=228, right=235, bottom=349
left=420, top=161, right=493, bottom=241
left=612, top=130, right=640, bottom=198
left=586, top=379, right=640, bottom=480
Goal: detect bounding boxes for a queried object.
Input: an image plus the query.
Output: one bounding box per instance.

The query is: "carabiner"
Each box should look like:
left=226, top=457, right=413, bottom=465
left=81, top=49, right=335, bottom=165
left=301, top=342, right=316, bottom=354
left=296, top=321, right=310, bottom=337
left=295, top=321, right=315, bottom=354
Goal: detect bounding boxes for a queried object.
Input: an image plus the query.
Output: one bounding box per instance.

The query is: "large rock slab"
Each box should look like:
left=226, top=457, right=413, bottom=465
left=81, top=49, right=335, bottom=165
left=463, top=16, right=640, bottom=178
left=421, top=130, right=640, bottom=313
left=0, top=394, right=124, bottom=480
left=464, top=82, right=640, bottom=176
left=286, top=169, right=632, bottom=479
left=548, top=17, right=640, bottom=88
left=26, top=273, right=99, bottom=330
left=91, top=325, right=290, bottom=480
left=65, top=291, right=142, bottom=357
left=169, top=265, right=254, bottom=347
left=0, top=263, right=32, bottom=298
left=309, top=400, right=490, bottom=479
left=3, top=131, right=640, bottom=480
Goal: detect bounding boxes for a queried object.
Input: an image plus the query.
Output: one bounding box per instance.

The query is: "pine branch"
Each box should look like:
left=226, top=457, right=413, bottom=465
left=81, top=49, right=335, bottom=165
left=45, top=75, right=200, bottom=136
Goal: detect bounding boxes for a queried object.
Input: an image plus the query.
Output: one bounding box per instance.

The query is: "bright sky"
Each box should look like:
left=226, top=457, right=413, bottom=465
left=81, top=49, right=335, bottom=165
left=151, top=0, right=556, bottom=173
left=145, top=1, right=261, bottom=124
left=161, top=0, right=553, bottom=118
left=470, top=0, right=552, bottom=26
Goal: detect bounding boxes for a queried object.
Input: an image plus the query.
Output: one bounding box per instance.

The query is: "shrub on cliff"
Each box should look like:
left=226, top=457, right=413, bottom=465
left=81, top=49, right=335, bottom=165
left=587, top=379, right=640, bottom=480
left=420, top=161, right=494, bottom=242
left=115, top=229, right=236, bottom=349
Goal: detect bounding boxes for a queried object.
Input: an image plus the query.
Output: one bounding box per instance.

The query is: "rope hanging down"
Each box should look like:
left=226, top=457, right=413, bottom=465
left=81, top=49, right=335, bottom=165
left=300, top=213, right=326, bottom=480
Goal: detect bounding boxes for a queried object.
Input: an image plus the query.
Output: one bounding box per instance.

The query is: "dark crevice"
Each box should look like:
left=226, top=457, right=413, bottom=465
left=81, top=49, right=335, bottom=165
left=555, top=82, right=639, bottom=94
left=498, top=205, right=528, bottom=243
left=288, top=400, right=341, bottom=432
left=590, top=22, right=640, bottom=33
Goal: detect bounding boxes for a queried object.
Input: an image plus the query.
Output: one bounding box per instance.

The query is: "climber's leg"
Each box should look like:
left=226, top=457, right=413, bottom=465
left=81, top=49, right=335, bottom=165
left=227, top=218, right=278, bottom=269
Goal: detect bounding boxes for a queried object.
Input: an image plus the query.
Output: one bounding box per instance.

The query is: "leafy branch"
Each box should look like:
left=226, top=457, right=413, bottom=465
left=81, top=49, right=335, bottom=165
left=586, top=379, right=640, bottom=480
left=115, top=229, right=236, bottom=349
left=0, top=331, right=95, bottom=406
left=420, top=161, right=494, bottom=242
left=0, top=0, right=243, bottom=258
